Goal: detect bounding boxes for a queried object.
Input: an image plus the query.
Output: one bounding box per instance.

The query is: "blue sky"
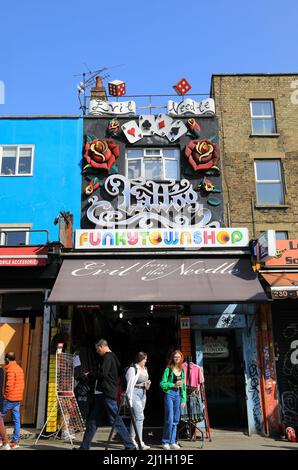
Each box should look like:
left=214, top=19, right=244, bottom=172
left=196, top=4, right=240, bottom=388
left=0, top=0, right=297, bottom=115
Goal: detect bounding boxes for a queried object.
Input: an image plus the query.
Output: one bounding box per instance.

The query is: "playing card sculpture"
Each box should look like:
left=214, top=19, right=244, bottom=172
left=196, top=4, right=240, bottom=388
left=108, top=80, right=126, bottom=97
left=84, top=139, right=120, bottom=171
left=173, top=78, right=192, bottom=96
left=185, top=139, right=219, bottom=172
left=121, top=120, right=143, bottom=143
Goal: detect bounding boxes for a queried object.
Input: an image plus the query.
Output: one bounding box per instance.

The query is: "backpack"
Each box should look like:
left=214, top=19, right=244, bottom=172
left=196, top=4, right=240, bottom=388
left=120, top=364, right=137, bottom=391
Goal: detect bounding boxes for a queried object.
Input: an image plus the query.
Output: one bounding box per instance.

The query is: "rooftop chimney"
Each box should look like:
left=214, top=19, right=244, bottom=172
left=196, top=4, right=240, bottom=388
left=90, top=76, right=107, bottom=101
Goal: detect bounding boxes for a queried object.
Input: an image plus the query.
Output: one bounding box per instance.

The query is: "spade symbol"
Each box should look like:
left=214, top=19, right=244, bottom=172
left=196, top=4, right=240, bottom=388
left=170, top=126, right=180, bottom=136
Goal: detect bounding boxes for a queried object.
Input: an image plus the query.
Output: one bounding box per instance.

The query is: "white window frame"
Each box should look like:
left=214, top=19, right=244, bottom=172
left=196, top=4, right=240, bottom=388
left=254, top=159, right=285, bottom=205
left=125, top=147, right=180, bottom=181
left=0, top=224, right=31, bottom=246
left=250, top=100, right=276, bottom=135
left=0, top=144, right=35, bottom=176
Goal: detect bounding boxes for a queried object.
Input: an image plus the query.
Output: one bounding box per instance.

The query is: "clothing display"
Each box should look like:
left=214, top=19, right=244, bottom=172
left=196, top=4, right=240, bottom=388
left=182, top=362, right=204, bottom=388
left=178, top=359, right=211, bottom=446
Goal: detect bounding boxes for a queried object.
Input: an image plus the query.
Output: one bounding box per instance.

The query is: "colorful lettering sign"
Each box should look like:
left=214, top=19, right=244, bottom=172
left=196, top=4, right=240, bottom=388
left=75, top=227, right=249, bottom=250
left=264, top=240, right=298, bottom=267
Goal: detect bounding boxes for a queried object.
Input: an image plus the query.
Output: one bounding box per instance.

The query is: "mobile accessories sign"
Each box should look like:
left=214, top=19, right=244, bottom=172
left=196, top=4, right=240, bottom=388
left=75, top=227, right=249, bottom=250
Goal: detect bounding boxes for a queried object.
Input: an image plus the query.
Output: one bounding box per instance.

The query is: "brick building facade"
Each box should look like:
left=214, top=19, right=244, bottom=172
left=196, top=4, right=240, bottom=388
left=211, top=74, right=298, bottom=239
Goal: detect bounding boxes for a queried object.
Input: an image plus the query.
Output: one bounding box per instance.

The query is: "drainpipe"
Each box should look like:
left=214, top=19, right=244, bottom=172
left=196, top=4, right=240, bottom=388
left=251, top=196, right=256, bottom=238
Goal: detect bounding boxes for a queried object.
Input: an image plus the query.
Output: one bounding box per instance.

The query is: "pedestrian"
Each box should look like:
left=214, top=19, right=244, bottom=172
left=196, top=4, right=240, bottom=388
left=78, top=339, right=136, bottom=450
left=0, top=366, right=10, bottom=450
left=126, top=352, right=151, bottom=450
left=160, top=349, right=186, bottom=450
left=1, top=352, right=25, bottom=449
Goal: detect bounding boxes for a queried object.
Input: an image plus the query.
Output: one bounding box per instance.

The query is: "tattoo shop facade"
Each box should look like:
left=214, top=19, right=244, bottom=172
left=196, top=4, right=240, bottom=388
left=47, top=93, right=267, bottom=433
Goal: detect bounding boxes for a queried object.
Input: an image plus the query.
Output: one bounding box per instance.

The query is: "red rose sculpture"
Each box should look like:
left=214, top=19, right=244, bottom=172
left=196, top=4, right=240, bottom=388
left=185, top=139, right=219, bottom=172
left=84, top=139, right=120, bottom=171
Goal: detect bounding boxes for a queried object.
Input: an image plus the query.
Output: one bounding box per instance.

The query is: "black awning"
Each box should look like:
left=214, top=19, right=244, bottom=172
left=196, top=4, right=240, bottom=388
left=47, top=257, right=267, bottom=304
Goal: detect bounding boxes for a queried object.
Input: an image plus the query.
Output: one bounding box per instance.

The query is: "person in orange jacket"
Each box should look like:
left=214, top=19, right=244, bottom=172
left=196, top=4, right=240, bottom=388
left=0, top=367, right=10, bottom=450
left=1, top=352, right=24, bottom=448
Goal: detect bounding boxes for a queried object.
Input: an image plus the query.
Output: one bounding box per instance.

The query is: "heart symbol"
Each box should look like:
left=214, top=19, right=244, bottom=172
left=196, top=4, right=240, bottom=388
left=128, top=128, right=136, bottom=136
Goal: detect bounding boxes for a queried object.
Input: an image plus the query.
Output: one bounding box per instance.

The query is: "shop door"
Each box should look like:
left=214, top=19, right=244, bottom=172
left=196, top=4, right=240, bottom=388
left=202, top=330, right=247, bottom=428
left=0, top=317, right=42, bottom=424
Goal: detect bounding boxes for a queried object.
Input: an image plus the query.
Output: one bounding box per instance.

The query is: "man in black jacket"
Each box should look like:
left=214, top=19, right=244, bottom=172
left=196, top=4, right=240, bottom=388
left=78, top=339, right=136, bottom=450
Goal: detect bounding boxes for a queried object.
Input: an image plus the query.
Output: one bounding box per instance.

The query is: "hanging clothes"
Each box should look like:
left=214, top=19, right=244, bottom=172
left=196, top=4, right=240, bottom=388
left=182, top=362, right=204, bottom=389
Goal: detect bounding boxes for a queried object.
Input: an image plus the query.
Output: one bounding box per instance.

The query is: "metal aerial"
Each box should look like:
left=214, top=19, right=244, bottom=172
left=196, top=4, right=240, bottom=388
left=74, top=64, right=125, bottom=115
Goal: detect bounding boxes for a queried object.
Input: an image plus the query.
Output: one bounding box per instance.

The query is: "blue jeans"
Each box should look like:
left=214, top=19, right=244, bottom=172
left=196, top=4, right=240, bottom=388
left=131, top=388, right=146, bottom=443
left=1, top=400, right=21, bottom=442
left=162, top=390, right=181, bottom=445
left=80, top=394, right=135, bottom=450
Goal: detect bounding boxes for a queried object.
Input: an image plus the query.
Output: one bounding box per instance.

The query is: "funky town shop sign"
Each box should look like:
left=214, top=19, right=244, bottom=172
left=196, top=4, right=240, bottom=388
left=75, top=227, right=249, bottom=250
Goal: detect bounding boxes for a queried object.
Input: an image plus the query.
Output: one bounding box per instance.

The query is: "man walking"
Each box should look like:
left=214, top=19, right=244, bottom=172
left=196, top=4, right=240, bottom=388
left=1, top=352, right=24, bottom=449
left=0, top=366, right=10, bottom=450
left=78, top=339, right=136, bottom=450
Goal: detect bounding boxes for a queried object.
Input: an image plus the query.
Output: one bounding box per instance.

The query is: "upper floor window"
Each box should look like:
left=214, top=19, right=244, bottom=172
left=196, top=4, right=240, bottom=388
left=275, top=231, right=288, bottom=240
left=0, top=145, right=34, bottom=176
left=0, top=226, right=30, bottom=246
left=126, top=148, right=180, bottom=181
left=260, top=230, right=288, bottom=240
left=250, top=100, right=276, bottom=135
left=254, top=159, right=285, bottom=205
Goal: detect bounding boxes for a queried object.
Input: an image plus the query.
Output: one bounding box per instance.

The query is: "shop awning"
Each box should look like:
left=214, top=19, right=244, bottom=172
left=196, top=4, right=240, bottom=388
left=261, top=272, right=298, bottom=299
left=47, top=257, right=267, bottom=304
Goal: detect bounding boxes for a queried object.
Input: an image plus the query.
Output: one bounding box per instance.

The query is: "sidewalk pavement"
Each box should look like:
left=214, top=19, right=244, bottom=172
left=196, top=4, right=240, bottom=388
left=3, top=427, right=298, bottom=451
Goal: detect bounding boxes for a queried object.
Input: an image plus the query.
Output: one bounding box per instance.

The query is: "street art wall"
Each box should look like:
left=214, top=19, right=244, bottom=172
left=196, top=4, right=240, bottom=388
left=272, top=302, right=298, bottom=433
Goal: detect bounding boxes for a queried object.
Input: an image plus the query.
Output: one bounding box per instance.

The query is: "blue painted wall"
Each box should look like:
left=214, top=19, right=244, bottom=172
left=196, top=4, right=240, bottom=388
left=0, top=117, right=83, bottom=243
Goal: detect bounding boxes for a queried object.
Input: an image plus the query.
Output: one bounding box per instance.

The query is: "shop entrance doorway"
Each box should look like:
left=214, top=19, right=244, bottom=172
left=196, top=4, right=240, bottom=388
left=72, top=305, right=180, bottom=426
left=202, top=330, right=247, bottom=428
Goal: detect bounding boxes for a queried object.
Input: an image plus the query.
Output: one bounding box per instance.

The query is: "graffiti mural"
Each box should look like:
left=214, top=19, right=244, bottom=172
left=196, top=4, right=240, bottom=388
left=272, top=309, right=298, bottom=433
left=248, top=360, right=262, bottom=432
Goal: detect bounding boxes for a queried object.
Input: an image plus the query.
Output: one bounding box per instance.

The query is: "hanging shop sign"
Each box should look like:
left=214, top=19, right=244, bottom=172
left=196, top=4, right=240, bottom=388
left=202, top=336, right=229, bottom=358
left=0, top=246, right=48, bottom=266
left=89, top=99, right=136, bottom=116
left=167, top=98, right=215, bottom=117
left=264, top=240, right=298, bottom=267
left=86, top=175, right=221, bottom=229
left=75, top=227, right=249, bottom=250
left=258, top=230, right=277, bottom=262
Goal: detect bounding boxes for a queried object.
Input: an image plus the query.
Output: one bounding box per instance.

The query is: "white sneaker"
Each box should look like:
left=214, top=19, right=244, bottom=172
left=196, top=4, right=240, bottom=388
left=162, top=443, right=170, bottom=450
left=142, top=443, right=150, bottom=450
left=170, top=443, right=181, bottom=450
left=1, top=443, right=11, bottom=451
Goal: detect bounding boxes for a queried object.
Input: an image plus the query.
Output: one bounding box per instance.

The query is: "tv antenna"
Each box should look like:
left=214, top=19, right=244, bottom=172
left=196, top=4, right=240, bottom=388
left=74, top=64, right=125, bottom=115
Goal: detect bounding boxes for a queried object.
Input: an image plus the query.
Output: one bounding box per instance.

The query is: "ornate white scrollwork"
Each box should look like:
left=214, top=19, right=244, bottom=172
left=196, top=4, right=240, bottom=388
left=86, top=175, right=220, bottom=229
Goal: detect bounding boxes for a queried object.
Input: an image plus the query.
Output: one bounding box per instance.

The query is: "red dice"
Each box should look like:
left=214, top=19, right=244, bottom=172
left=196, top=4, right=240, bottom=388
left=108, top=80, right=126, bottom=97
left=173, top=78, right=192, bottom=96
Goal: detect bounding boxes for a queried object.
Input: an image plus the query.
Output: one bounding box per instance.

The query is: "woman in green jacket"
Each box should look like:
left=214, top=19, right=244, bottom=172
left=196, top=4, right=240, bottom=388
left=160, top=350, right=186, bottom=450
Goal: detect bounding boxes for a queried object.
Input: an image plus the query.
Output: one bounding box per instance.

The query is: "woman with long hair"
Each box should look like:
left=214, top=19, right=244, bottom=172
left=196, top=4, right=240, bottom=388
left=126, top=352, right=151, bottom=450
left=160, top=349, right=186, bottom=450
